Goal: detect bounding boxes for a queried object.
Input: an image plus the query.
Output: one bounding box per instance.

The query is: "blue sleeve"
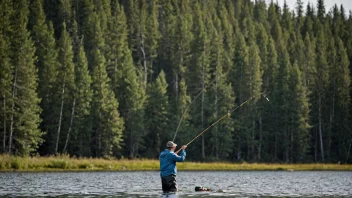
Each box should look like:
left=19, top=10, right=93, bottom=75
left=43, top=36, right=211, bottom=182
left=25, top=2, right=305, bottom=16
left=169, top=150, right=186, bottom=162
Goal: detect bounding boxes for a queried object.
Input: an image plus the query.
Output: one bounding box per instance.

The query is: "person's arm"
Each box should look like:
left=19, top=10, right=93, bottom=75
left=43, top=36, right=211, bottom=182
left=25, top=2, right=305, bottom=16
left=169, top=150, right=186, bottom=162
left=169, top=145, right=187, bottom=162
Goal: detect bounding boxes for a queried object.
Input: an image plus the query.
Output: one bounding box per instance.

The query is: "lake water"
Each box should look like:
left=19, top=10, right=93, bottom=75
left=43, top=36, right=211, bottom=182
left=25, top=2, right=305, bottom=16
left=0, top=171, right=351, bottom=197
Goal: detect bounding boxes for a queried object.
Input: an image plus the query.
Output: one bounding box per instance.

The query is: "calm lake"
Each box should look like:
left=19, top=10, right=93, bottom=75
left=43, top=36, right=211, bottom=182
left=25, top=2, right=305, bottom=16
left=0, top=171, right=351, bottom=197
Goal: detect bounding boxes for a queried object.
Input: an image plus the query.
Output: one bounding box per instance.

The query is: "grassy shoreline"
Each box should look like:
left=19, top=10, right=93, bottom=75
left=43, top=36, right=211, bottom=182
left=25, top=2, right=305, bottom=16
left=1, top=155, right=351, bottom=172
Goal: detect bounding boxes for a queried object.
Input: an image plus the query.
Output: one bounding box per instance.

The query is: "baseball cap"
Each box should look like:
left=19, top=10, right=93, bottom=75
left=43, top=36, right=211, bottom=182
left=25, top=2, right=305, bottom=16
left=166, top=141, right=177, bottom=148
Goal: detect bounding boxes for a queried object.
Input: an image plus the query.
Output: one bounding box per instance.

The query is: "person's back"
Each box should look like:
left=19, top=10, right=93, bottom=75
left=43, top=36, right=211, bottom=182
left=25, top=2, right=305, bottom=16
left=159, top=141, right=187, bottom=194
left=160, top=149, right=186, bottom=177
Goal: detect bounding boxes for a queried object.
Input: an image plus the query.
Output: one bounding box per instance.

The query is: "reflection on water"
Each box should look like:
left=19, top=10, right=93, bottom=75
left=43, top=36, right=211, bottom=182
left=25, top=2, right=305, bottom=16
left=0, top=171, right=351, bottom=197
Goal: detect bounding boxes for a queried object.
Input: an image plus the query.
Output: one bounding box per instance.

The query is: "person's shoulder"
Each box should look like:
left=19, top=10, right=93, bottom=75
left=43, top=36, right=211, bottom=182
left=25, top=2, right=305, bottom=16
left=160, top=149, right=170, bottom=157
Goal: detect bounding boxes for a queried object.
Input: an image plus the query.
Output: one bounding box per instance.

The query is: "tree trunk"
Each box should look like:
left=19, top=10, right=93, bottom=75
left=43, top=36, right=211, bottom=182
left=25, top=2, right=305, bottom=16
left=9, top=67, right=18, bottom=154
left=140, top=45, right=147, bottom=90
left=274, top=131, right=277, bottom=160
left=318, top=93, right=324, bottom=162
left=346, top=141, right=351, bottom=163
left=258, top=113, right=262, bottom=161
left=3, top=94, right=6, bottom=153
left=237, top=137, right=241, bottom=160
left=328, top=92, right=335, bottom=161
left=201, top=62, right=205, bottom=158
left=252, top=118, right=255, bottom=160
left=215, top=70, right=218, bottom=159
left=284, top=122, right=289, bottom=163
left=315, top=127, right=318, bottom=162
left=55, top=75, right=66, bottom=155
left=63, top=98, right=76, bottom=153
left=290, top=117, right=294, bottom=162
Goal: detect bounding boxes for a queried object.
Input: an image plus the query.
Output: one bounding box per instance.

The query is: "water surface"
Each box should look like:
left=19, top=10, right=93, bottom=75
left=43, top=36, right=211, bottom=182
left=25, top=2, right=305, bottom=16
left=0, top=171, right=351, bottom=197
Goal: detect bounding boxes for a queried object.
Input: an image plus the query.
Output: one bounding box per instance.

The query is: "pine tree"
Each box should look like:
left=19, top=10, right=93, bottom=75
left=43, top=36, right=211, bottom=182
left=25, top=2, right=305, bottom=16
left=255, top=25, right=269, bottom=161
left=231, top=32, right=249, bottom=161
left=206, top=14, right=235, bottom=159
left=302, top=34, right=316, bottom=90
left=172, top=79, right=192, bottom=151
left=313, top=23, right=329, bottom=162
left=187, top=1, right=211, bottom=159
left=83, top=10, right=104, bottom=70
left=91, top=49, right=124, bottom=157
left=65, top=42, right=92, bottom=156
left=157, top=0, right=178, bottom=88
left=123, top=0, right=160, bottom=89
left=246, top=41, right=263, bottom=161
left=302, top=3, right=314, bottom=38
left=274, top=50, right=291, bottom=162
left=289, top=62, right=310, bottom=162
left=28, top=0, right=59, bottom=155
left=0, top=0, right=13, bottom=154
left=317, top=0, right=325, bottom=22
left=144, top=71, right=169, bottom=157
left=53, top=23, right=76, bottom=154
left=261, top=37, right=279, bottom=161
left=9, top=0, right=43, bottom=155
left=107, top=2, right=146, bottom=158
left=218, top=0, right=236, bottom=74
left=43, top=0, right=61, bottom=38
left=331, top=38, right=351, bottom=162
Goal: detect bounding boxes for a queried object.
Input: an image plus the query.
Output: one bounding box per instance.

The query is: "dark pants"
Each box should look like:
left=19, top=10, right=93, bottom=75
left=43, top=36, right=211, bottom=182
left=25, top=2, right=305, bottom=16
left=161, top=174, right=177, bottom=193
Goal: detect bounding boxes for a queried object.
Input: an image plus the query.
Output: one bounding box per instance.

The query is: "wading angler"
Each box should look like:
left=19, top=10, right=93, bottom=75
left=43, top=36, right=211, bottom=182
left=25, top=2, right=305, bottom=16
left=159, top=141, right=187, bottom=196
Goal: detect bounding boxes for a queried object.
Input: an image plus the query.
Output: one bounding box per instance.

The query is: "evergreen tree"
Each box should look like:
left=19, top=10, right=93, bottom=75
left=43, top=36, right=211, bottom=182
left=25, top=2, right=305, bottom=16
left=302, top=3, right=314, bottom=38
left=172, top=79, right=192, bottom=151
left=187, top=1, right=211, bottom=159
left=317, top=0, right=325, bottom=22
left=91, top=49, right=124, bottom=157
left=274, top=50, right=291, bottom=162
left=83, top=10, right=104, bottom=70
left=302, top=34, right=317, bottom=90
left=0, top=0, right=13, bottom=154
left=231, top=32, right=249, bottom=161
left=331, top=38, right=351, bottom=162
left=289, top=62, right=310, bottom=162
left=9, top=0, right=43, bottom=155
left=53, top=23, right=76, bottom=154
left=246, top=41, right=263, bottom=161
left=207, top=15, right=235, bottom=159
left=107, top=2, right=146, bottom=158
left=313, top=23, right=329, bottom=162
left=157, top=0, right=178, bottom=88
left=1, top=0, right=351, bottom=162
left=28, top=0, right=59, bottom=155
left=144, top=71, right=169, bottom=157
left=65, top=42, right=92, bottom=156
left=261, top=37, right=279, bottom=161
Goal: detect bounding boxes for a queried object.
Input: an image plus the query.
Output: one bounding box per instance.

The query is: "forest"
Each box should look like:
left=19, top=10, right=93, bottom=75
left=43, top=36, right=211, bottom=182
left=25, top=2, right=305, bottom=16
left=0, top=0, right=351, bottom=163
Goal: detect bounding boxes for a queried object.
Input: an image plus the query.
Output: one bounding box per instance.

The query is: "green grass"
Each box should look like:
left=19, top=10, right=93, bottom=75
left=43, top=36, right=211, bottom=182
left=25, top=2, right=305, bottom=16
left=0, top=154, right=351, bottom=172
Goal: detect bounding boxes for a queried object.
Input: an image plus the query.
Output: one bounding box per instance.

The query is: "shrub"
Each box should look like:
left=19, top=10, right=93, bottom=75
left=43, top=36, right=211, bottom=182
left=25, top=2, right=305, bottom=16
left=11, top=158, right=22, bottom=169
left=49, top=160, right=70, bottom=169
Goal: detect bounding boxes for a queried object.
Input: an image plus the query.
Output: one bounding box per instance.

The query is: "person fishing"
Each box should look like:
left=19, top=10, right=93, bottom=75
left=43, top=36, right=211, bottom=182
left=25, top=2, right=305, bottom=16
left=159, top=141, right=187, bottom=195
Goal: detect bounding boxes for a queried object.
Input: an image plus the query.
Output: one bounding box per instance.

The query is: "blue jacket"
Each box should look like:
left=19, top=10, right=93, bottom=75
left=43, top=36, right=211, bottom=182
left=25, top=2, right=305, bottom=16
left=159, top=149, right=186, bottom=177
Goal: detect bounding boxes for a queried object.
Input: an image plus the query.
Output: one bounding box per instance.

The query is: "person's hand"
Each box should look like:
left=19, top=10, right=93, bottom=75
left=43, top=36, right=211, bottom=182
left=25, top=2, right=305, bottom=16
left=181, top=145, right=187, bottom=150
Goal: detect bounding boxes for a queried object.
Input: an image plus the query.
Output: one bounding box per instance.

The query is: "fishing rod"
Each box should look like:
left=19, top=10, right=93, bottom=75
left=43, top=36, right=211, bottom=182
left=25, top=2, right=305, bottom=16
left=172, top=78, right=217, bottom=142
left=175, top=93, right=269, bottom=154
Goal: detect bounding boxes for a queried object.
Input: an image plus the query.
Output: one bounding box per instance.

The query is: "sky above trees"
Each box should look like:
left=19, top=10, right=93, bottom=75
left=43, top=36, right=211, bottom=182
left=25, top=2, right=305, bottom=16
left=265, top=0, right=352, bottom=13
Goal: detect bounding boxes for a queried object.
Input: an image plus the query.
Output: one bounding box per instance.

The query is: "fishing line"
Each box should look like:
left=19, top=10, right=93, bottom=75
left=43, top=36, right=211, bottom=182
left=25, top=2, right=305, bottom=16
left=172, top=78, right=217, bottom=142
left=175, top=93, right=269, bottom=153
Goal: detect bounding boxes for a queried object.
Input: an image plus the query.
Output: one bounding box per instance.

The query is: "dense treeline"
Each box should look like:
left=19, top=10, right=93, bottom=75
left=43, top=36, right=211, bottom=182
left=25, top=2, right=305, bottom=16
left=0, top=0, right=351, bottom=163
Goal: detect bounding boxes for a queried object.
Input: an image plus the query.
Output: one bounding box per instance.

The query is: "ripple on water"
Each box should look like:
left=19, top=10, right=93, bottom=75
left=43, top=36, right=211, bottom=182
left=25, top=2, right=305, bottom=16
left=0, top=171, right=352, bottom=197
